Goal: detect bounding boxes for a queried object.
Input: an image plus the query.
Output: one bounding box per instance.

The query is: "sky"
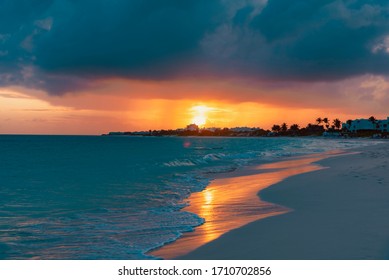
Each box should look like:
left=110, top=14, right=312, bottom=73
left=1, top=0, right=389, bottom=134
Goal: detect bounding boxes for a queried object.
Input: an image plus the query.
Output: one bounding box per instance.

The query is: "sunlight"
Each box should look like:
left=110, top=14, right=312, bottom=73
left=190, top=105, right=212, bottom=126
left=203, top=188, right=213, bottom=205
left=192, top=115, right=206, bottom=126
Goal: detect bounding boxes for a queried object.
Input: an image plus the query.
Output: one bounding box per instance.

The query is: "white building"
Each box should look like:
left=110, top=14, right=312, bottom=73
left=342, top=117, right=389, bottom=132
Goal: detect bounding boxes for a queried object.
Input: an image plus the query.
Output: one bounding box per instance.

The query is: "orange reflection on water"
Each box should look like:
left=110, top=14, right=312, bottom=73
left=151, top=154, right=333, bottom=259
left=203, top=188, right=213, bottom=205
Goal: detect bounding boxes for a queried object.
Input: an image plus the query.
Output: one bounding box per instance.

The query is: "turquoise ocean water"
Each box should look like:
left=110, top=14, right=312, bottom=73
left=0, top=135, right=375, bottom=259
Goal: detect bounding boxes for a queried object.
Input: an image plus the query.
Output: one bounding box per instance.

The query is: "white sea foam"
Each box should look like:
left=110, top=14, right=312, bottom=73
left=163, top=159, right=196, bottom=167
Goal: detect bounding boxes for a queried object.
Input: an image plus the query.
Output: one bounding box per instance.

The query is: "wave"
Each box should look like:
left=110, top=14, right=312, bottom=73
left=163, top=160, right=196, bottom=167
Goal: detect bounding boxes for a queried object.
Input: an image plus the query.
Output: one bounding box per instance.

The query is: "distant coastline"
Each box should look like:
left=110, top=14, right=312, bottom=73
left=103, top=116, right=389, bottom=139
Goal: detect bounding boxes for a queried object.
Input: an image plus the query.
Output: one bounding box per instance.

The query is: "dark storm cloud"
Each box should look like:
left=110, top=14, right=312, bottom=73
left=248, top=0, right=389, bottom=80
left=1, top=0, right=389, bottom=95
left=35, top=0, right=224, bottom=75
left=0, top=0, right=225, bottom=94
left=202, top=0, right=389, bottom=81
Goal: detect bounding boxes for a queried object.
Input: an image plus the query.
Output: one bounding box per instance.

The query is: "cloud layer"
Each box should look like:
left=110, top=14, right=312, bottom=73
left=2, top=0, right=389, bottom=96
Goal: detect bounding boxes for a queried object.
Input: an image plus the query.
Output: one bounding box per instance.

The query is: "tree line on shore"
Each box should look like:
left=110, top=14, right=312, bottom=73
left=270, top=117, right=342, bottom=136
left=105, top=117, right=350, bottom=137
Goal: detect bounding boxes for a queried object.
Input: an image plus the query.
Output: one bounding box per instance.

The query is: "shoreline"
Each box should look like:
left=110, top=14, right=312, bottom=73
left=150, top=149, right=353, bottom=259
left=177, top=142, right=389, bottom=259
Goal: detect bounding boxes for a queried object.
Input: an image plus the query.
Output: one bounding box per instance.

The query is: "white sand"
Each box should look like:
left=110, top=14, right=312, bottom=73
left=179, top=142, right=389, bottom=259
left=152, top=152, right=337, bottom=259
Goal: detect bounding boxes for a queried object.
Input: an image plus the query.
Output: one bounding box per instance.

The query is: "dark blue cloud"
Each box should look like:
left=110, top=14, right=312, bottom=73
left=2, top=0, right=389, bottom=95
left=240, top=0, right=389, bottom=80
left=0, top=0, right=53, bottom=33
left=0, top=0, right=225, bottom=93
left=35, top=0, right=224, bottom=76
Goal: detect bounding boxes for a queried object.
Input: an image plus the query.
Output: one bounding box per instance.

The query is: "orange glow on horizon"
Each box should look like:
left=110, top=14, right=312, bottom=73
left=190, top=105, right=213, bottom=126
left=1, top=83, right=383, bottom=135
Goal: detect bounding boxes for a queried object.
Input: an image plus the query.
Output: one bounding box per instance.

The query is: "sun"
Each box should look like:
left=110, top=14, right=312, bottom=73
left=192, top=115, right=206, bottom=126
left=190, top=105, right=211, bottom=126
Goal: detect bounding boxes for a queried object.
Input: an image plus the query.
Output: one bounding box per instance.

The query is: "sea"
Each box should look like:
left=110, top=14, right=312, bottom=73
left=0, top=135, right=378, bottom=259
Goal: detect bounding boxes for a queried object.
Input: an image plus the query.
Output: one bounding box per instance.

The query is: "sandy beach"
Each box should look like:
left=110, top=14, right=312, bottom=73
left=151, top=150, right=343, bottom=259
left=171, top=142, right=389, bottom=260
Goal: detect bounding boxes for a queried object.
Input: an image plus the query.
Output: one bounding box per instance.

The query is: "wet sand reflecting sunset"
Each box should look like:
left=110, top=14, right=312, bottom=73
left=151, top=152, right=345, bottom=259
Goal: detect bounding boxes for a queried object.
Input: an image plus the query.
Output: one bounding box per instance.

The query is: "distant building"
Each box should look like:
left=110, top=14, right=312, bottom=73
left=186, top=124, right=199, bottom=131
left=377, top=119, right=389, bottom=132
left=131, top=131, right=150, bottom=135
left=230, top=127, right=255, bottom=133
left=201, top=127, right=219, bottom=132
left=342, top=117, right=389, bottom=132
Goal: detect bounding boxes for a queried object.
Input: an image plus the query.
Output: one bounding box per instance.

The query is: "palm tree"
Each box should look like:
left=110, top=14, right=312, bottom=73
left=316, top=117, right=323, bottom=125
left=323, top=117, right=329, bottom=130
left=281, top=123, right=288, bottom=133
left=333, top=118, right=342, bottom=130
left=290, top=124, right=300, bottom=131
left=290, top=124, right=300, bottom=135
left=271, top=124, right=281, bottom=133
